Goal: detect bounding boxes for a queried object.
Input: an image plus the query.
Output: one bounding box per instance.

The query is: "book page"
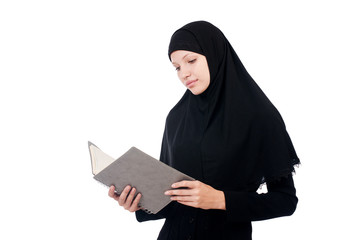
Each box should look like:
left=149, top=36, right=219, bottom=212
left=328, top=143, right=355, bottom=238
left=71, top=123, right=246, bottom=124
left=89, top=142, right=115, bottom=175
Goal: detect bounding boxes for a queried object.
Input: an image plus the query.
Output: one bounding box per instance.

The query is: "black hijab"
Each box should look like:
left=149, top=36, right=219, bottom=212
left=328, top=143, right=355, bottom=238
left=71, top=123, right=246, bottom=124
left=162, top=21, right=300, bottom=191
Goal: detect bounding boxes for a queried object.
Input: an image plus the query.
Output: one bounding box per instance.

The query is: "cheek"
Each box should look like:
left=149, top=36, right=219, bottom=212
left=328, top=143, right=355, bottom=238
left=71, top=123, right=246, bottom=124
left=202, top=66, right=210, bottom=85
left=177, top=71, right=182, bottom=80
left=198, top=58, right=209, bottom=79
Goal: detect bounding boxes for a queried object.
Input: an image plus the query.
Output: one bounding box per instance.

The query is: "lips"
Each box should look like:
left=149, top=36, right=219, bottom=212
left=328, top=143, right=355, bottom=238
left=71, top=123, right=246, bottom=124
left=186, top=79, right=198, bottom=87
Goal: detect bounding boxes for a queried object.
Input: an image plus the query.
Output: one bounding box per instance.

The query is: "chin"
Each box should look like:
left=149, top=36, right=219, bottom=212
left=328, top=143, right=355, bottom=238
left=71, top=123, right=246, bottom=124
left=190, top=89, right=202, bottom=95
left=190, top=87, right=207, bottom=95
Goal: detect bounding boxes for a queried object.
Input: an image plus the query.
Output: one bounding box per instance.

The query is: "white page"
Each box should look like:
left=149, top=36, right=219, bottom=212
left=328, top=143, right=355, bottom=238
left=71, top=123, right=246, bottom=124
left=89, top=142, right=115, bottom=175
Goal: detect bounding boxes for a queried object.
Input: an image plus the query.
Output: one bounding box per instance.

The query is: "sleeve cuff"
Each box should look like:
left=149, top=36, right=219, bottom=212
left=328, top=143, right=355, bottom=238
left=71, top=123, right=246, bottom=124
left=223, top=191, right=251, bottom=223
left=135, top=201, right=178, bottom=222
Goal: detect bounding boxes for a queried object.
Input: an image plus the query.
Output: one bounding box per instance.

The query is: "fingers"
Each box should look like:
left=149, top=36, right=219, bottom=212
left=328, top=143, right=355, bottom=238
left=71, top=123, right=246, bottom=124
left=109, top=185, right=142, bottom=212
left=129, top=193, right=142, bottom=212
left=165, top=180, right=201, bottom=196
left=170, top=195, right=197, bottom=202
left=171, top=180, right=200, bottom=189
left=165, top=188, right=195, bottom=196
left=122, top=187, right=136, bottom=209
left=108, top=185, right=119, bottom=200
left=118, top=185, right=132, bottom=206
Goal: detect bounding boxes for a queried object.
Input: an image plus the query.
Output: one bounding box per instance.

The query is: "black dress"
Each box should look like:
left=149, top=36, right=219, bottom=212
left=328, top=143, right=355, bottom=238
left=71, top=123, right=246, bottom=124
left=136, top=176, right=297, bottom=240
left=136, top=21, right=300, bottom=240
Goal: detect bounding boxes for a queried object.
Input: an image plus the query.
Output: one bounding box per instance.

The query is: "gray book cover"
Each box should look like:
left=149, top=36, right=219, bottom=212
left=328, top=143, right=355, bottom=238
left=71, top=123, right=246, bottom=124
left=88, top=141, right=194, bottom=214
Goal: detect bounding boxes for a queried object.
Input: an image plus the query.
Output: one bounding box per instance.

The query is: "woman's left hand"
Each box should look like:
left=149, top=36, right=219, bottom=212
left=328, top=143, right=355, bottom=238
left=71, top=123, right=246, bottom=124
left=164, top=180, right=226, bottom=210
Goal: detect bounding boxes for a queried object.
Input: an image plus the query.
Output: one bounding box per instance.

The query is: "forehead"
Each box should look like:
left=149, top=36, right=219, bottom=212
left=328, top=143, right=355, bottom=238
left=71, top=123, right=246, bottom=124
left=170, top=50, right=199, bottom=64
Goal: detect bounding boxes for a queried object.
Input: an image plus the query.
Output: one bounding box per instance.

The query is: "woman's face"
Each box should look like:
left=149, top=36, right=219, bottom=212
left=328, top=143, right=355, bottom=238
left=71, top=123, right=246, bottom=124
left=170, top=50, right=210, bottom=95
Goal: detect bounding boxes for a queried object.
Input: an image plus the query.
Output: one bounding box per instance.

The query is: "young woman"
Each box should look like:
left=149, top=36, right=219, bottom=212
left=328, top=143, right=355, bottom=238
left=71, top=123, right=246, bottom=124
left=109, top=21, right=300, bottom=240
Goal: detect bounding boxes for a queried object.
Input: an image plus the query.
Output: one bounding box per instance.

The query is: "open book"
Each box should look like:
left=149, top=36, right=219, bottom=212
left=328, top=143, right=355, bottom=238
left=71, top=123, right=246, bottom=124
left=88, top=141, right=194, bottom=214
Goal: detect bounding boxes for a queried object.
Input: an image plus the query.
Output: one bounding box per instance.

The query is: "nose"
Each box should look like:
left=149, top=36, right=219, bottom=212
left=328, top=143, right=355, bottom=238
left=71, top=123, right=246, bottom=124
left=180, top=68, right=191, bottom=80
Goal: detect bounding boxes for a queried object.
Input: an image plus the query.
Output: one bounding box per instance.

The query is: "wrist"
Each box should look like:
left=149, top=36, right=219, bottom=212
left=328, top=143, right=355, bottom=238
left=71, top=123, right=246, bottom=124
left=216, top=190, right=226, bottom=210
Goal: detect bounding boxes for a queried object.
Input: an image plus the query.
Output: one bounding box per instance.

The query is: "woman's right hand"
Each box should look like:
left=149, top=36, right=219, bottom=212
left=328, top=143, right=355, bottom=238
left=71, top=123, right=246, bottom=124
left=108, top=185, right=142, bottom=212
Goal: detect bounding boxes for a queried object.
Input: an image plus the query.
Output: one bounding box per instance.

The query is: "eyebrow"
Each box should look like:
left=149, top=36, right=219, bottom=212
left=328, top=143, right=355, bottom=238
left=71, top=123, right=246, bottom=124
left=171, top=53, right=192, bottom=65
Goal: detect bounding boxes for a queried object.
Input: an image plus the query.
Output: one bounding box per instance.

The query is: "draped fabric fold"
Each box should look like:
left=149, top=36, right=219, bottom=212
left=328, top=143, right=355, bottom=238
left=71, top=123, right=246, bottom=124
left=136, top=21, right=300, bottom=239
left=164, top=21, right=300, bottom=190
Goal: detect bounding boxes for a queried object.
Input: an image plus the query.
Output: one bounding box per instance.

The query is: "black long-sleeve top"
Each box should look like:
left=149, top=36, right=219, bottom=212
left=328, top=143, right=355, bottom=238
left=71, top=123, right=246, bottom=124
left=135, top=174, right=297, bottom=240
left=137, top=21, right=300, bottom=239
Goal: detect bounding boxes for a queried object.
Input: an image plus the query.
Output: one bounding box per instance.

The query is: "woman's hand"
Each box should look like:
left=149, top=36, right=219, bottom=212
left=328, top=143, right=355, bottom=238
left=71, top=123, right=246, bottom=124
left=164, top=180, right=226, bottom=210
left=108, top=185, right=142, bottom=212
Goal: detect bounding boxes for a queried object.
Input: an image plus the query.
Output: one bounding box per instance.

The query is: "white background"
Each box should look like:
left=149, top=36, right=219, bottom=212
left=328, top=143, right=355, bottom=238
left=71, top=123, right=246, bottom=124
left=1, top=0, right=361, bottom=239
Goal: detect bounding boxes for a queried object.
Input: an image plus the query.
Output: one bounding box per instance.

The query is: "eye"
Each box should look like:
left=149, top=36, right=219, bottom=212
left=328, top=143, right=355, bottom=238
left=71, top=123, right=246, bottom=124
left=175, top=66, right=180, bottom=71
left=188, top=59, right=196, bottom=64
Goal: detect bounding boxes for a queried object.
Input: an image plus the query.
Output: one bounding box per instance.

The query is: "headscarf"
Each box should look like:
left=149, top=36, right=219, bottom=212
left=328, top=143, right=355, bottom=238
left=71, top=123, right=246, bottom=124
left=162, top=21, right=300, bottom=191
